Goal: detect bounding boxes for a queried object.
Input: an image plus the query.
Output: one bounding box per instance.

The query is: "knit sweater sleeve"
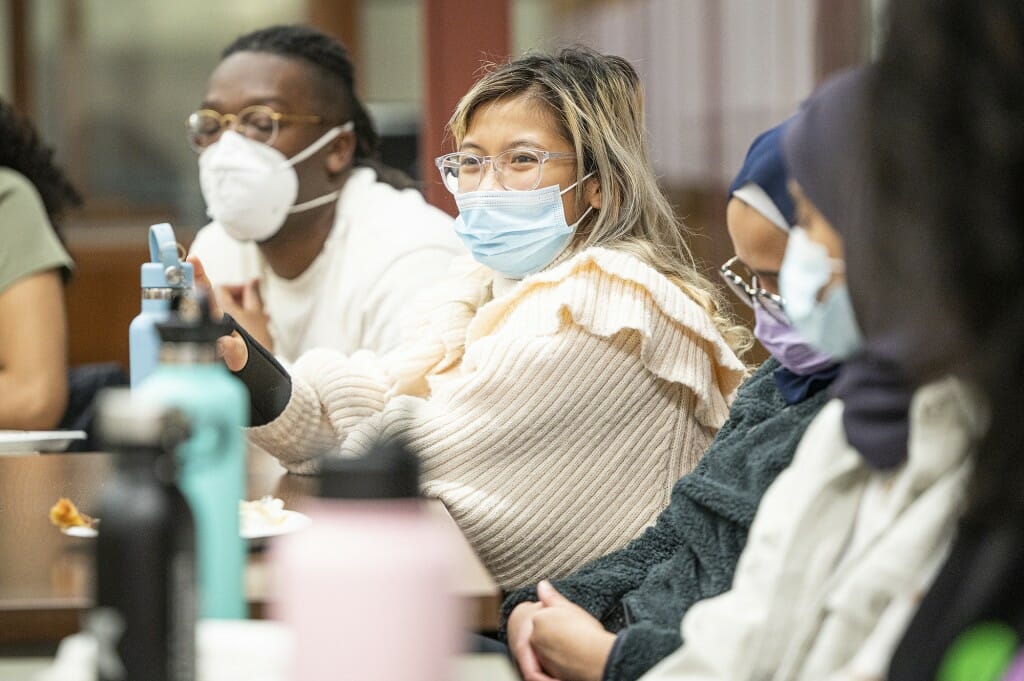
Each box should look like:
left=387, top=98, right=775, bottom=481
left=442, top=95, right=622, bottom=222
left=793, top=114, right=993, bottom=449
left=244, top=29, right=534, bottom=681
left=246, top=255, right=489, bottom=471
left=249, top=248, right=747, bottom=588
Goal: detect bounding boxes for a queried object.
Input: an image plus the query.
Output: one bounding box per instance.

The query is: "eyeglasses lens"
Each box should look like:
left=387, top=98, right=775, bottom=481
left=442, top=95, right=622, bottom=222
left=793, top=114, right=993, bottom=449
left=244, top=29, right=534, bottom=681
left=439, top=150, right=544, bottom=194
left=187, top=111, right=221, bottom=150
left=187, top=106, right=279, bottom=151
left=757, top=294, right=789, bottom=324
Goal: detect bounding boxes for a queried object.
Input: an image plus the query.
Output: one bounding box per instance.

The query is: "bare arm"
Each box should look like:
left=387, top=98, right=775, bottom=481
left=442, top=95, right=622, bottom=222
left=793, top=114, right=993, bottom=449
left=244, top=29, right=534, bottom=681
left=0, top=269, right=68, bottom=429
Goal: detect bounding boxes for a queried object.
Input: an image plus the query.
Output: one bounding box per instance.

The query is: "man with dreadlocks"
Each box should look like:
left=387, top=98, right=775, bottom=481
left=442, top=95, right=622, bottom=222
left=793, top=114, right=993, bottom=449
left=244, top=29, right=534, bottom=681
left=0, top=98, right=80, bottom=429
left=188, top=25, right=461, bottom=362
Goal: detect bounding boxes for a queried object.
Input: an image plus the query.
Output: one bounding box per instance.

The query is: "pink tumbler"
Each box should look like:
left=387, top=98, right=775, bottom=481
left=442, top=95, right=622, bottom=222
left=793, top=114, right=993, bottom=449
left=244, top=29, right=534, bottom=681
left=271, top=439, right=463, bottom=681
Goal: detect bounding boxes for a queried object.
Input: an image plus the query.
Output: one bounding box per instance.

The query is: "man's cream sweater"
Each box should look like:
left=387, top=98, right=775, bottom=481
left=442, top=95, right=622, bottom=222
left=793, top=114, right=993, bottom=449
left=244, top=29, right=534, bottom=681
left=250, top=247, right=747, bottom=588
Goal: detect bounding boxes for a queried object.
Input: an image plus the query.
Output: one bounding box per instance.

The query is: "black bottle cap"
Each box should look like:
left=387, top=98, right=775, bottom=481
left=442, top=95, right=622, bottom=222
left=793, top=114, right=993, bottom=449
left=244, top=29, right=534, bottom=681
left=155, top=291, right=232, bottom=345
left=317, top=438, right=421, bottom=500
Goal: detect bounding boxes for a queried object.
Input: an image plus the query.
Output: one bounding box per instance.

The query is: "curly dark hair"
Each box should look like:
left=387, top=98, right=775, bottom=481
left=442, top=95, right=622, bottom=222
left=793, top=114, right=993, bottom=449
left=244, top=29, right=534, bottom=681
left=0, top=99, right=81, bottom=228
left=868, top=1, right=1024, bottom=523
left=222, top=24, right=416, bottom=190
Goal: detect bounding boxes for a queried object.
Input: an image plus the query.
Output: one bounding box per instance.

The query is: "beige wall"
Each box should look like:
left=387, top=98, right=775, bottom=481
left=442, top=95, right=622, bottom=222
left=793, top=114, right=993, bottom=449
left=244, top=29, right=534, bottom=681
left=361, top=0, right=420, bottom=104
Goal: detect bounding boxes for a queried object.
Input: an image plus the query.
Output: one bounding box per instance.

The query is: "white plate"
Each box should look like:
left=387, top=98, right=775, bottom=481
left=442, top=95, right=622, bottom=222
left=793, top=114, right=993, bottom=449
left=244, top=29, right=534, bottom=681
left=61, top=509, right=312, bottom=539
left=0, top=430, right=86, bottom=454
left=240, top=509, right=312, bottom=539
left=61, top=525, right=98, bottom=538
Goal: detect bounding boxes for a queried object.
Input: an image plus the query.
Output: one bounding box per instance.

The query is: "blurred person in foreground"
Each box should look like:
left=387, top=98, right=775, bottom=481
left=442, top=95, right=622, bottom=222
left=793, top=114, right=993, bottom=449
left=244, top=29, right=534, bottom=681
left=188, top=25, right=461, bottom=362
left=867, top=2, right=1024, bottom=679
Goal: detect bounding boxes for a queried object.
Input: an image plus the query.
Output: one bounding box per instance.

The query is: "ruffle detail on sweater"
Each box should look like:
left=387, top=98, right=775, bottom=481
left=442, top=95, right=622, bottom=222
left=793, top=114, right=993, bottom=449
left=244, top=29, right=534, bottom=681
left=385, top=256, right=494, bottom=396
left=466, top=247, right=747, bottom=429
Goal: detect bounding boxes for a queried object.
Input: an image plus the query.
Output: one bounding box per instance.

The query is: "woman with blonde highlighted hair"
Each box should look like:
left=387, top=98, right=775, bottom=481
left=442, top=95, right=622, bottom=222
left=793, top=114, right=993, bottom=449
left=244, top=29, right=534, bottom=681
left=205, top=47, right=749, bottom=588
left=446, top=49, right=750, bottom=346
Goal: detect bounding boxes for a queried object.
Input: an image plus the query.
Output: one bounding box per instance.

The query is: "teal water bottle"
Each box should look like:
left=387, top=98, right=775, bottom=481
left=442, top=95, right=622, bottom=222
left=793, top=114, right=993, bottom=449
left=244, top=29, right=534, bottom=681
left=138, top=293, right=248, bottom=619
left=129, top=223, right=194, bottom=387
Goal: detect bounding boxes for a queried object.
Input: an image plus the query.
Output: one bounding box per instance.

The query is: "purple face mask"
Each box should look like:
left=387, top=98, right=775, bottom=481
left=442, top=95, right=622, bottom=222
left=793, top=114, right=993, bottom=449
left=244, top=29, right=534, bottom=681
left=754, top=305, right=836, bottom=375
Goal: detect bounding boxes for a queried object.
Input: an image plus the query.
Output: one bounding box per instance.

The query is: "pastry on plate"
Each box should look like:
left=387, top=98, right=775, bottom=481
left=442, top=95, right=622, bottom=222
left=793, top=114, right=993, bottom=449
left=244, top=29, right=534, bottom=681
left=49, top=497, right=97, bottom=530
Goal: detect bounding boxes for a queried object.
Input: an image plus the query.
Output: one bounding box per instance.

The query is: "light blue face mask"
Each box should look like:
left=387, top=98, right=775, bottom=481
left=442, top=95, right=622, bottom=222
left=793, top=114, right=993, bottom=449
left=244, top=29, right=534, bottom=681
left=779, top=228, right=863, bottom=359
left=453, top=178, right=593, bottom=279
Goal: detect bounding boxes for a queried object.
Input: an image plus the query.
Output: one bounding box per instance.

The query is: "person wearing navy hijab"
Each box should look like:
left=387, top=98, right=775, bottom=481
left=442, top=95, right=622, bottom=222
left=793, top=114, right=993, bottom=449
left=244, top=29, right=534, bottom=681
left=497, top=120, right=839, bottom=681
left=725, top=119, right=841, bottom=405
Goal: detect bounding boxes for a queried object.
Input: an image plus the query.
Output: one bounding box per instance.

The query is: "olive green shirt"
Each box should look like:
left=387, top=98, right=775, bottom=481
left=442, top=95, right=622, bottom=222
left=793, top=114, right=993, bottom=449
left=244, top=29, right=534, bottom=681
left=0, top=167, right=73, bottom=294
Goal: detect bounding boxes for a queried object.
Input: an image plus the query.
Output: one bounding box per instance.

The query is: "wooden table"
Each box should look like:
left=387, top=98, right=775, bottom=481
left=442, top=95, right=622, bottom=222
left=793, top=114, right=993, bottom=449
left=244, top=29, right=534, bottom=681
left=0, top=450, right=501, bottom=645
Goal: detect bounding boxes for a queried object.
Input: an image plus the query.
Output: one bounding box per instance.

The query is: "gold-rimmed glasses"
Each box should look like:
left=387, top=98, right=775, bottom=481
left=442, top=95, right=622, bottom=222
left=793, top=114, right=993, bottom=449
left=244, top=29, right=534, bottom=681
left=434, top=148, right=578, bottom=194
left=186, top=105, right=323, bottom=151
left=719, top=256, right=788, bottom=324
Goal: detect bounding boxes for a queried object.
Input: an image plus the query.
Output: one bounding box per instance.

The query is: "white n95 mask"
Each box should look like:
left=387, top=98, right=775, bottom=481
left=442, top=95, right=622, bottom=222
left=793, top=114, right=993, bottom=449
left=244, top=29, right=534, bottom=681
left=198, top=122, right=353, bottom=242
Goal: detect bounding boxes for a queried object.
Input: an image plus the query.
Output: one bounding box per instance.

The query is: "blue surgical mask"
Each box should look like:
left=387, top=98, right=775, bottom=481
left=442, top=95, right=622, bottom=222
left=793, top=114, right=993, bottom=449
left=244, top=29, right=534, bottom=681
left=779, top=228, right=863, bottom=359
left=453, top=178, right=593, bottom=279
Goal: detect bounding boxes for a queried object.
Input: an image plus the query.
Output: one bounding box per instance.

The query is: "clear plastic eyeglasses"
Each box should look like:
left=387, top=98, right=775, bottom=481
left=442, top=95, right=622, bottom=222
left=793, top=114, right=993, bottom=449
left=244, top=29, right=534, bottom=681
left=186, top=105, right=323, bottom=152
left=719, top=256, right=789, bottom=324
left=434, top=148, right=577, bottom=194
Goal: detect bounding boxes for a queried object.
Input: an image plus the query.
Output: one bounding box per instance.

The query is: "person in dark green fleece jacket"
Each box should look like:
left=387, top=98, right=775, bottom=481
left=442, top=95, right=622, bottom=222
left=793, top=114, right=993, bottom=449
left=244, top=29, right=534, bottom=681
left=501, top=120, right=841, bottom=681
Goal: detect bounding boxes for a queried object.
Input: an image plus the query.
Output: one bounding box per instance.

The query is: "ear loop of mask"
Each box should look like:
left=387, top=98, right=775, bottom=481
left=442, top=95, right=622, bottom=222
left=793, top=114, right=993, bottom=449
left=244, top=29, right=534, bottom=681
left=564, top=172, right=596, bottom=228
left=558, top=171, right=594, bottom=196
left=285, top=120, right=355, bottom=215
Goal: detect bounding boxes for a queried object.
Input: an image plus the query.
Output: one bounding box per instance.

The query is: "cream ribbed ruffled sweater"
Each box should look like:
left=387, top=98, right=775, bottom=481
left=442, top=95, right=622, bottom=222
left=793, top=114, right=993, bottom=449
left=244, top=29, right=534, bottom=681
left=250, top=247, right=747, bottom=588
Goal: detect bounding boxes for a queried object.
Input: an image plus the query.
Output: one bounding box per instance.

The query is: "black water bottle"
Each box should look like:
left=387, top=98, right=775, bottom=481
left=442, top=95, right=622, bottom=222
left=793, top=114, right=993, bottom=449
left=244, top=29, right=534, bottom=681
left=89, top=388, right=196, bottom=681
